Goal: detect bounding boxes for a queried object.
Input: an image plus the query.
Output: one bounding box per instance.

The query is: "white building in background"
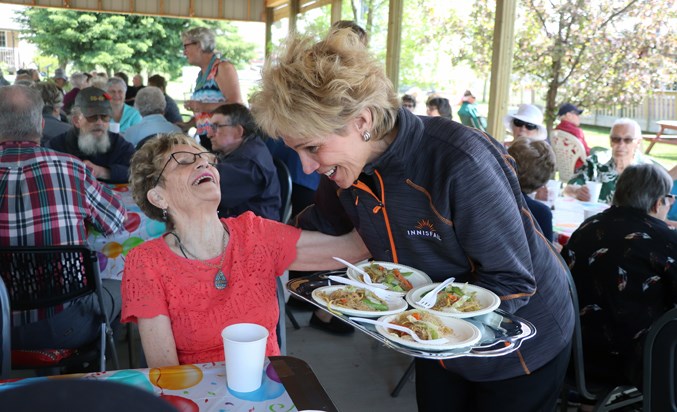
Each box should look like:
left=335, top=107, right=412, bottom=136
left=0, top=4, right=37, bottom=73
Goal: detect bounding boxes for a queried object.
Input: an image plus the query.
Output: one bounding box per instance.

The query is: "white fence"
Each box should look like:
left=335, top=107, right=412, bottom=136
left=579, top=91, right=677, bottom=134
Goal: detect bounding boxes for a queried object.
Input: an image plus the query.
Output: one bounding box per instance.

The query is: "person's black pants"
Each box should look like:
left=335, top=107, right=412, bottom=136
left=415, top=340, right=571, bottom=412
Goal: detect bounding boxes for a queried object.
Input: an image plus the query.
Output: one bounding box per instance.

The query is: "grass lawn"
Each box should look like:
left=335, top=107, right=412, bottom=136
left=582, top=125, right=677, bottom=171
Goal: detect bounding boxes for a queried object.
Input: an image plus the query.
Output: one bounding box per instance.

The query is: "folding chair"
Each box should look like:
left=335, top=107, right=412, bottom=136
left=642, top=307, right=677, bottom=412
left=0, top=246, right=119, bottom=374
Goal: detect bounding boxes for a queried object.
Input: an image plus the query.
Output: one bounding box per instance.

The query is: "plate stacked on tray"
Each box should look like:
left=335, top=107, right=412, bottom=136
left=345, top=261, right=432, bottom=296
left=405, top=282, right=501, bottom=319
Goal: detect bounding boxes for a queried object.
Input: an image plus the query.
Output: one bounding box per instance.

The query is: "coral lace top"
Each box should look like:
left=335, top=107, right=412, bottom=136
left=121, top=212, right=301, bottom=364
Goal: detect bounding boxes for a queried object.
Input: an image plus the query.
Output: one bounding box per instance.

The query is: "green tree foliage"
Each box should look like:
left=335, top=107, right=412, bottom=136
left=16, top=9, right=256, bottom=78
left=457, top=0, right=677, bottom=131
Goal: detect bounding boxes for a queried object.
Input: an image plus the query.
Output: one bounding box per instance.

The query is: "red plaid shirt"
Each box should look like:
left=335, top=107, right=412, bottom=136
left=0, top=141, right=126, bottom=324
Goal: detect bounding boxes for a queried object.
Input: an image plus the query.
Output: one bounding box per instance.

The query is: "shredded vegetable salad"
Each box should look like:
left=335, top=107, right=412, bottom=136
left=363, top=263, right=414, bottom=292
left=318, top=286, right=389, bottom=312
left=427, top=283, right=483, bottom=313
left=389, top=311, right=451, bottom=341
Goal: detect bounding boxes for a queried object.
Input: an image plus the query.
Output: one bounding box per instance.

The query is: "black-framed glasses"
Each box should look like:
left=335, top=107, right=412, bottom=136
left=610, top=136, right=637, bottom=145
left=84, top=114, right=111, bottom=123
left=665, top=194, right=676, bottom=202
left=153, top=151, right=218, bottom=187
left=402, top=103, right=415, bottom=109
left=209, top=123, right=235, bottom=133
left=182, top=41, right=198, bottom=49
left=513, top=118, right=538, bottom=131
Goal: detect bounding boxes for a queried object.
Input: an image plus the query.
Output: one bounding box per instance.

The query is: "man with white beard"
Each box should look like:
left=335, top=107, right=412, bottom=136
left=48, top=87, right=135, bottom=183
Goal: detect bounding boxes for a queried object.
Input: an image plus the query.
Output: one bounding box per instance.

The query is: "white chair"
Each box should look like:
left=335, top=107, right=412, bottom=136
left=551, top=130, right=586, bottom=182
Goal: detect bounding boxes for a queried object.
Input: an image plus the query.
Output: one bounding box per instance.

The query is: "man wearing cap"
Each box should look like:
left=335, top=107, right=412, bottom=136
left=0, top=85, right=125, bottom=350
left=52, top=68, right=68, bottom=95
left=47, top=87, right=135, bottom=183
left=556, top=103, right=591, bottom=169
left=503, top=104, right=548, bottom=143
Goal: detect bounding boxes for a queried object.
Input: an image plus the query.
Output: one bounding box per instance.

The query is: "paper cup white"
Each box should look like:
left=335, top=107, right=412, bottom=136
left=109, top=122, right=121, bottom=134
left=546, top=180, right=561, bottom=203
left=586, top=181, right=603, bottom=203
left=222, top=323, right=268, bottom=392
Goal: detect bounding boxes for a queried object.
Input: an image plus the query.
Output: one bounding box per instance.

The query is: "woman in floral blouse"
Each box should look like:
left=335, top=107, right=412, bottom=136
left=564, top=118, right=651, bottom=204
left=562, top=163, right=677, bottom=387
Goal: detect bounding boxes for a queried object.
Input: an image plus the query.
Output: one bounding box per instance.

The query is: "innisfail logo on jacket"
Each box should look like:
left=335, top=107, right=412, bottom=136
left=406, top=219, right=442, bottom=241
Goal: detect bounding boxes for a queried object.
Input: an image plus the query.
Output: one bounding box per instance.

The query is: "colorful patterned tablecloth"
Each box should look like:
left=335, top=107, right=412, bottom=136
left=87, top=184, right=166, bottom=280
left=0, top=361, right=297, bottom=412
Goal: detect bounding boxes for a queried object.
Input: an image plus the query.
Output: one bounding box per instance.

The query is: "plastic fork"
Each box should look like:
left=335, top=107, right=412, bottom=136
left=332, top=257, right=388, bottom=289
left=416, top=277, right=456, bottom=309
left=327, top=275, right=399, bottom=301
left=349, top=317, right=449, bottom=345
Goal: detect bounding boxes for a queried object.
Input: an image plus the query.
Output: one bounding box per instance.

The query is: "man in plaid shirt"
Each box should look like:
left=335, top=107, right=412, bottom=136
left=0, top=85, right=126, bottom=350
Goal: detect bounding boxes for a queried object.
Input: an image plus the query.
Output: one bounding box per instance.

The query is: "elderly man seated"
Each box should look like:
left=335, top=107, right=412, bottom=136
left=123, top=86, right=181, bottom=148
left=564, top=118, right=652, bottom=204
left=562, top=163, right=677, bottom=390
left=0, top=85, right=126, bottom=351
left=47, top=87, right=135, bottom=183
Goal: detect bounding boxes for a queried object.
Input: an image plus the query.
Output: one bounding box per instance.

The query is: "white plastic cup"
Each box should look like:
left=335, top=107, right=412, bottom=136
left=222, top=323, right=268, bottom=392
left=546, top=180, right=561, bottom=204
left=586, top=181, right=603, bottom=203
left=109, top=122, right=120, bottom=134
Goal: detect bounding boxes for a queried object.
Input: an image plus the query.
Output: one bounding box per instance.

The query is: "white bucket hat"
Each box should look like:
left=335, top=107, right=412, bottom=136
left=503, top=104, right=547, bottom=140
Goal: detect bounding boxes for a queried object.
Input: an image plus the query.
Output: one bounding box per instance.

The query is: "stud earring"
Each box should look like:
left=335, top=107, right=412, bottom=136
left=362, top=130, right=372, bottom=142
left=162, top=208, right=168, bottom=221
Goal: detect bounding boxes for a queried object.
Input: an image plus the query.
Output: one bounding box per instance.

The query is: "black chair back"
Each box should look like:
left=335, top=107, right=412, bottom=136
left=0, top=276, right=10, bottom=379
left=643, top=307, right=677, bottom=412
left=0, top=245, right=119, bottom=372
left=273, top=158, right=293, bottom=224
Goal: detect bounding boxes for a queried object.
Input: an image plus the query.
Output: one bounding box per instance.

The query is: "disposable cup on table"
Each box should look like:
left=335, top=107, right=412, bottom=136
left=585, top=181, right=603, bottom=203
left=222, top=323, right=268, bottom=392
left=546, top=180, right=561, bottom=204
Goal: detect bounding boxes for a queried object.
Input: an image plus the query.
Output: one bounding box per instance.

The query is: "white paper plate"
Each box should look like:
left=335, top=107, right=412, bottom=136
left=406, top=282, right=501, bottom=318
left=311, top=285, right=408, bottom=318
left=346, top=261, right=432, bottom=296
left=376, top=310, right=481, bottom=351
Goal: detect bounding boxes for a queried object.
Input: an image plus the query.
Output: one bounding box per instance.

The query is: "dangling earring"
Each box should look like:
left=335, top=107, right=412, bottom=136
left=362, top=130, right=372, bottom=142
left=162, top=208, right=168, bottom=221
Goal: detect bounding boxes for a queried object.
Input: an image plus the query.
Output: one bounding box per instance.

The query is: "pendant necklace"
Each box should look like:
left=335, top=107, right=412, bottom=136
left=169, top=227, right=229, bottom=290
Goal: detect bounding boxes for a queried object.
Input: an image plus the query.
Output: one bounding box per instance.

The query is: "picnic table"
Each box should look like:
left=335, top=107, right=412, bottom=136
left=644, top=120, right=677, bottom=155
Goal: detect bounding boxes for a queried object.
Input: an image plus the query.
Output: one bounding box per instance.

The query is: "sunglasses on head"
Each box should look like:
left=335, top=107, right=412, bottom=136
left=610, top=136, right=637, bottom=145
left=513, top=118, right=538, bottom=131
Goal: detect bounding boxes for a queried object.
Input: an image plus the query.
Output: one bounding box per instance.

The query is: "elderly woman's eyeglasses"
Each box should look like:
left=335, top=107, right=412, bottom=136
left=183, top=41, right=198, bottom=49
left=610, top=136, right=637, bottom=145
left=665, top=194, right=676, bottom=202
left=153, top=151, right=217, bottom=187
left=513, top=119, right=538, bottom=131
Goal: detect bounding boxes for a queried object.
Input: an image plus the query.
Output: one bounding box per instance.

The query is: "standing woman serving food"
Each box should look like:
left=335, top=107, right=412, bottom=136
left=122, top=133, right=367, bottom=368
left=181, top=27, right=242, bottom=151
left=250, top=29, right=574, bottom=412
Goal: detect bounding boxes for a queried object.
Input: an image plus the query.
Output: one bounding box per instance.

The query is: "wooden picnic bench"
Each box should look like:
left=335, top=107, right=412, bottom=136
left=644, top=120, right=677, bottom=155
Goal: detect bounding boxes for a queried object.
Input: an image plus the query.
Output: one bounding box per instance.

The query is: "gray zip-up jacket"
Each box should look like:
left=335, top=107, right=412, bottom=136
left=298, top=108, right=574, bottom=381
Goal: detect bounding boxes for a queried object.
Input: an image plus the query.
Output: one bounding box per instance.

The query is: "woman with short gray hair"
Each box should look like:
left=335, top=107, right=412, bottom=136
left=106, top=76, right=142, bottom=133
left=562, top=163, right=677, bottom=390
left=181, top=27, right=242, bottom=151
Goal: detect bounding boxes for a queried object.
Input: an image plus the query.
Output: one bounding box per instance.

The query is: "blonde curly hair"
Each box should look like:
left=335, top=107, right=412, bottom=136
left=250, top=29, right=398, bottom=142
left=129, top=133, right=204, bottom=228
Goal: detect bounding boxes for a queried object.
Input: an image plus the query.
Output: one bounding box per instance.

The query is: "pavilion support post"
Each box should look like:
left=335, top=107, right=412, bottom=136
left=330, top=0, right=342, bottom=24
left=265, top=7, right=273, bottom=58
left=385, top=0, right=403, bottom=93
left=487, top=0, right=517, bottom=142
left=288, top=0, right=300, bottom=34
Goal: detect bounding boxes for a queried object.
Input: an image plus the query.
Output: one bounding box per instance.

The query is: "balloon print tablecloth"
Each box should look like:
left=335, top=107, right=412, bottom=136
left=0, top=361, right=297, bottom=412
left=87, top=184, right=167, bottom=280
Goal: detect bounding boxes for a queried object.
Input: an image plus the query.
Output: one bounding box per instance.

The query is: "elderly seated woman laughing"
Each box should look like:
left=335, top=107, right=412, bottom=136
left=121, top=132, right=368, bottom=367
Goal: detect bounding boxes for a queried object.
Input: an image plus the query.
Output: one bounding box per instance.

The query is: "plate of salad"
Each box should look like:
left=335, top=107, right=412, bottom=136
left=346, top=261, right=432, bottom=296
left=311, top=285, right=408, bottom=317
left=376, top=310, right=481, bottom=351
left=406, top=282, right=501, bottom=318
